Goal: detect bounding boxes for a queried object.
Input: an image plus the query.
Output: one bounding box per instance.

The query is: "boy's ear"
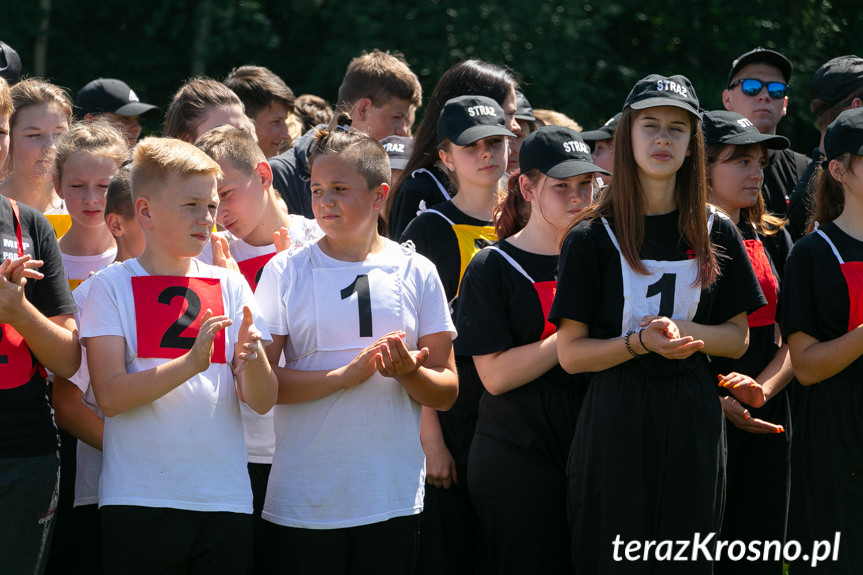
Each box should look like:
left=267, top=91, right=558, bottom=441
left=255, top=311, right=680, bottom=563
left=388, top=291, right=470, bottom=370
left=721, top=89, right=733, bottom=112
left=53, top=174, right=64, bottom=199
left=372, top=183, right=390, bottom=210
left=256, top=160, right=273, bottom=190
left=353, top=98, right=373, bottom=122
left=135, top=196, right=153, bottom=229
left=105, top=212, right=124, bottom=238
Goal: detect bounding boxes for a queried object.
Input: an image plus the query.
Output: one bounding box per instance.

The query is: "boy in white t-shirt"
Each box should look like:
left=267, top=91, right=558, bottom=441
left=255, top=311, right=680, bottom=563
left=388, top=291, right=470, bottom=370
left=255, top=117, right=458, bottom=574
left=81, top=137, right=277, bottom=575
left=195, top=124, right=322, bottom=574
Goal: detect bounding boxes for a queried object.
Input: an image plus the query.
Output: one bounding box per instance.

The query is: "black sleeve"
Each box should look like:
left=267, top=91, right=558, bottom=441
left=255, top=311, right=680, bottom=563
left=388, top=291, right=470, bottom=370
left=400, top=214, right=461, bottom=302
left=549, top=220, right=602, bottom=327
left=28, top=211, right=75, bottom=318
left=455, top=249, right=516, bottom=356
left=764, top=227, right=793, bottom=280
left=779, top=237, right=822, bottom=340
left=270, top=151, right=313, bottom=219
left=786, top=156, right=820, bottom=242
left=704, top=215, right=766, bottom=325
left=389, top=176, right=442, bottom=240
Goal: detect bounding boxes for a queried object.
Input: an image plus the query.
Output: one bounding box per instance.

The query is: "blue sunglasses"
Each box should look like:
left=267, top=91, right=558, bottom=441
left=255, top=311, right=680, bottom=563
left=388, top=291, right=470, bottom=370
left=729, top=78, right=788, bottom=99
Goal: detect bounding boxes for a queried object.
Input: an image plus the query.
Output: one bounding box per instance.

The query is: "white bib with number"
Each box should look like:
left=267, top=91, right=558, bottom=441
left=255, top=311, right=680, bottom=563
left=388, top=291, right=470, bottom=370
left=602, top=213, right=714, bottom=337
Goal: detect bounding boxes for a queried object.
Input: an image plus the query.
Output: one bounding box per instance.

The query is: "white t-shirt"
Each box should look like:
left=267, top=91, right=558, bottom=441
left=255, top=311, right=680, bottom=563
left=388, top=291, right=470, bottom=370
left=80, top=258, right=271, bottom=513
left=255, top=238, right=455, bottom=529
left=197, top=215, right=322, bottom=463
left=62, top=247, right=117, bottom=291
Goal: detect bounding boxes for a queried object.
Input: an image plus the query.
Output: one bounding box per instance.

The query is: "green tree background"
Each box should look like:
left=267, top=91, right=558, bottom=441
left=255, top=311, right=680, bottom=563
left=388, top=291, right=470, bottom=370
left=2, top=0, right=860, bottom=150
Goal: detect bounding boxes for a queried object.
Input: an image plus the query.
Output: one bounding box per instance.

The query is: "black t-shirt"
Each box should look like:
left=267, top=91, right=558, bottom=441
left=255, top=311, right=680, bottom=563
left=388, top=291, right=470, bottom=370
left=761, top=148, right=809, bottom=217
left=388, top=166, right=457, bottom=240
left=457, top=241, right=588, bottom=463
left=781, top=222, right=863, bottom=381
left=786, top=147, right=824, bottom=242
left=0, top=197, right=76, bottom=457
left=710, top=222, right=791, bottom=380
left=399, top=200, right=496, bottom=314
left=550, top=209, right=766, bottom=377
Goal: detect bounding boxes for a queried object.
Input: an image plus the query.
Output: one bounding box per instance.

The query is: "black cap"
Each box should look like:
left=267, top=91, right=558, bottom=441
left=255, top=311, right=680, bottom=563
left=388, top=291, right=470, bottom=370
left=514, top=90, right=535, bottom=122
left=727, top=47, right=792, bottom=85
left=702, top=110, right=789, bottom=149
left=0, top=41, right=21, bottom=85
left=437, top=95, right=515, bottom=146
left=75, top=78, right=160, bottom=118
left=519, top=125, right=609, bottom=178
left=811, top=55, right=863, bottom=108
left=824, top=108, right=863, bottom=162
left=581, top=113, right=621, bottom=142
left=380, top=135, right=413, bottom=170
left=623, top=75, right=701, bottom=119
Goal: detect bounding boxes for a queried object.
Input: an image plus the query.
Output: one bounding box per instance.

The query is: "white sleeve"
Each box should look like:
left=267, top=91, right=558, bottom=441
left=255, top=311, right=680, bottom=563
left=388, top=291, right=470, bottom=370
left=79, top=271, right=126, bottom=340
left=416, top=256, right=457, bottom=340
left=255, top=252, right=290, bottom=337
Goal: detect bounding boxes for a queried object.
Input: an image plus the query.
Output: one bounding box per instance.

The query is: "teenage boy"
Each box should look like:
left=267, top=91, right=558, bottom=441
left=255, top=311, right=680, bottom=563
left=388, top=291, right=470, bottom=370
left=787, top=54, right=863, bottom=241
left=75, top=78, right=160, bottom=147
left=81, top=137, right=277, bottom=575
left=0, top=75, right=80, bottom=575
left=224, top=65, right=296, bottom=160
left=722, top=47, right=809, bottom=216
left=269, top=49, right=422, bottom=218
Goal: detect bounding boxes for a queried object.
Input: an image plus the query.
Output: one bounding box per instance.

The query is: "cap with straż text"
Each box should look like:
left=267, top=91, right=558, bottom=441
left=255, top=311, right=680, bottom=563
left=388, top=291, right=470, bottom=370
left=437, top=95, right=516, bottom=146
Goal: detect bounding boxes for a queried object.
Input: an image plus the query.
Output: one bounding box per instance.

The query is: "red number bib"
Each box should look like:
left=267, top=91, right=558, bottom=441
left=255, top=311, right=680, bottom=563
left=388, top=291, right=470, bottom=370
left=237, top=253, right=276, bottom=293
left=131, top=276, right=227, bottom=363
left=743, top=238, right=779, bottom=328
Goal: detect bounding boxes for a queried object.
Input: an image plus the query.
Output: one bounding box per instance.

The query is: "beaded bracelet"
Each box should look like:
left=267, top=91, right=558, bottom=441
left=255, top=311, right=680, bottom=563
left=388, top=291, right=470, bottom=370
left=624, top=330, right=638, bottom=358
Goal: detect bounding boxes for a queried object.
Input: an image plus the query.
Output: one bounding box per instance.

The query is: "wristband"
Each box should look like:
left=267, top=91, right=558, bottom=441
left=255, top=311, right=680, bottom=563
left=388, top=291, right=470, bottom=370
left=624, top=330, right=638, bottom=358
left=638, top=329, right=652, bottom=354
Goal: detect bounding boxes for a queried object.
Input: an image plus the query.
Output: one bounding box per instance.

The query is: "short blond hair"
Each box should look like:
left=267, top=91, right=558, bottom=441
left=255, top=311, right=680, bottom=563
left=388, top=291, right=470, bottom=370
left=54, top=119, right=129, bottom=180
left=195, top=124, right=265, bottom=174
left=0, top=77, right=12, bottom=118
left=131, top=137, right=222, bottom=200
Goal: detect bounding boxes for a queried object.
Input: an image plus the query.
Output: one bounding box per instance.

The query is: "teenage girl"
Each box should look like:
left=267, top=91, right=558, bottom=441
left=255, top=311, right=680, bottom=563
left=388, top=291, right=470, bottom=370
left=702, top=109, right=794, bottom=575
left=399, top=94, right=514, bottom=575
left=385, top=60, right=519, bottom=239
left=783, top=107, right=863, bottom=574
left=550, top=75, right=765, bottom=574
left=163, top=76, right=247, bottom=143
left=0, top=78, right=73, bottom=237
left=255, top=116, right=458, bottom=575
left=460, top=125, right=606, bottom=573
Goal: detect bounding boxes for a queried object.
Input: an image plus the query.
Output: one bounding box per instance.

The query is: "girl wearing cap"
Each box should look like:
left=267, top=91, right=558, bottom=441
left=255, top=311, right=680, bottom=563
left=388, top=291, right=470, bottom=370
left=702, top=109, right=794, bottom=575
left=550, top=75, right=765, bottom=574
left=400, top=94, right=514, bottom=575
left=385, top=60, right=519, bottom=240
left=0, top=78, right=73, bottom=237
left=782, top=107, right=863, bottom=573
left=459, top=126, right=604, bottom=574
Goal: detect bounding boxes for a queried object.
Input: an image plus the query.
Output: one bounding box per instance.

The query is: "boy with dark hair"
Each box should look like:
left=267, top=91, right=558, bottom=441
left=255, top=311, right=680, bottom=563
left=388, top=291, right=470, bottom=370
left=75, top=78, right=160, bottom=146
left=223, top=65, right=296, bottom=159
left=269, top=50, right=422, bottom=218
left=81, top=137, right=277, bottom=574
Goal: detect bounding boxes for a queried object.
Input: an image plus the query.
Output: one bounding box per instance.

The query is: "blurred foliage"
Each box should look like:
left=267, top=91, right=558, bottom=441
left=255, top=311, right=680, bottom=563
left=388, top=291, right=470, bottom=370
left=1, top=0, right=861, bottom=147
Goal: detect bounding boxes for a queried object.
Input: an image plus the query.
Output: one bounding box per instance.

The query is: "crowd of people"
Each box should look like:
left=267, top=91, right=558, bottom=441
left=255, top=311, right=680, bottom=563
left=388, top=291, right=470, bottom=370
left=0, top=37, right=862, bottom=575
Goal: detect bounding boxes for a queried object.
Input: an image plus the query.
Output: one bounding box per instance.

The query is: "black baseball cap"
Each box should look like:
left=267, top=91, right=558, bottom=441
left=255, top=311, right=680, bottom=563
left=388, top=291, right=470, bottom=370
left=514, top=90, right=536, bottom=122
left=437, top=95, right=515, bottom=146
left=581, top=113, right=621, bottom=142
left=727, top=47, right=792, bottom=85
left=811, top=55, right=863, bottom=108
left=520, top=125, right=609, bottom=178
left=824, top=108, right=863, bottom=162
left=75, top=78, right=160, bottom=118
left=0, top=41, right=21, bottom=85
left=380, top=135, right=413, bottom=170
left=623, top=75, right=701, bottom=119
left=702, top=110, right=789, bottom=149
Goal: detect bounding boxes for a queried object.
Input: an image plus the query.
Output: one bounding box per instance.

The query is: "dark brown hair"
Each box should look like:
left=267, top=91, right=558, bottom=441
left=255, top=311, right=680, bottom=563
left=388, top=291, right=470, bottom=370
left=567, top=107, right=718, bottom=288
left=309, top=113, right=391, bottom=190
left=337, top=50, right=421, bottom=109
left=223, top=65, right=295, bottom=119
left=494, top=169, right=540, bottom=239
left=808, top=153, right=856, bottom=232
left=163, top=77, right=244, bottom=143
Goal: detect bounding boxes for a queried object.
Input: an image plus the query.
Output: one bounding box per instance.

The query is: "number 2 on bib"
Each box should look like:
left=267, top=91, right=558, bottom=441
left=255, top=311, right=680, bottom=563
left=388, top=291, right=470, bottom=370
left=341, top=274, right=372, bottom=337
left=646, top=273, right=676, bottom=318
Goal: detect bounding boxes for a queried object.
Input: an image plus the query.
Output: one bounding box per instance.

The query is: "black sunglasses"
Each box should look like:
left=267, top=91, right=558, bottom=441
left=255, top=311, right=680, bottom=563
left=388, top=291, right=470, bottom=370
left=728, top=78, right=788, bottom=99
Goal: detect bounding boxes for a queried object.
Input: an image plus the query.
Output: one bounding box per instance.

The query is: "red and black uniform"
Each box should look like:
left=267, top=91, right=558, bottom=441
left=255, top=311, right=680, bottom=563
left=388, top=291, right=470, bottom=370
left=710, top=222, right=792, bottom=575
left=401, top=200, right=496, bottom=575
left=782, top=222, right=863, bottom=574
left=550, top=210, right=765, bottom=575
left=459, top=241, right=588, bottom=574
